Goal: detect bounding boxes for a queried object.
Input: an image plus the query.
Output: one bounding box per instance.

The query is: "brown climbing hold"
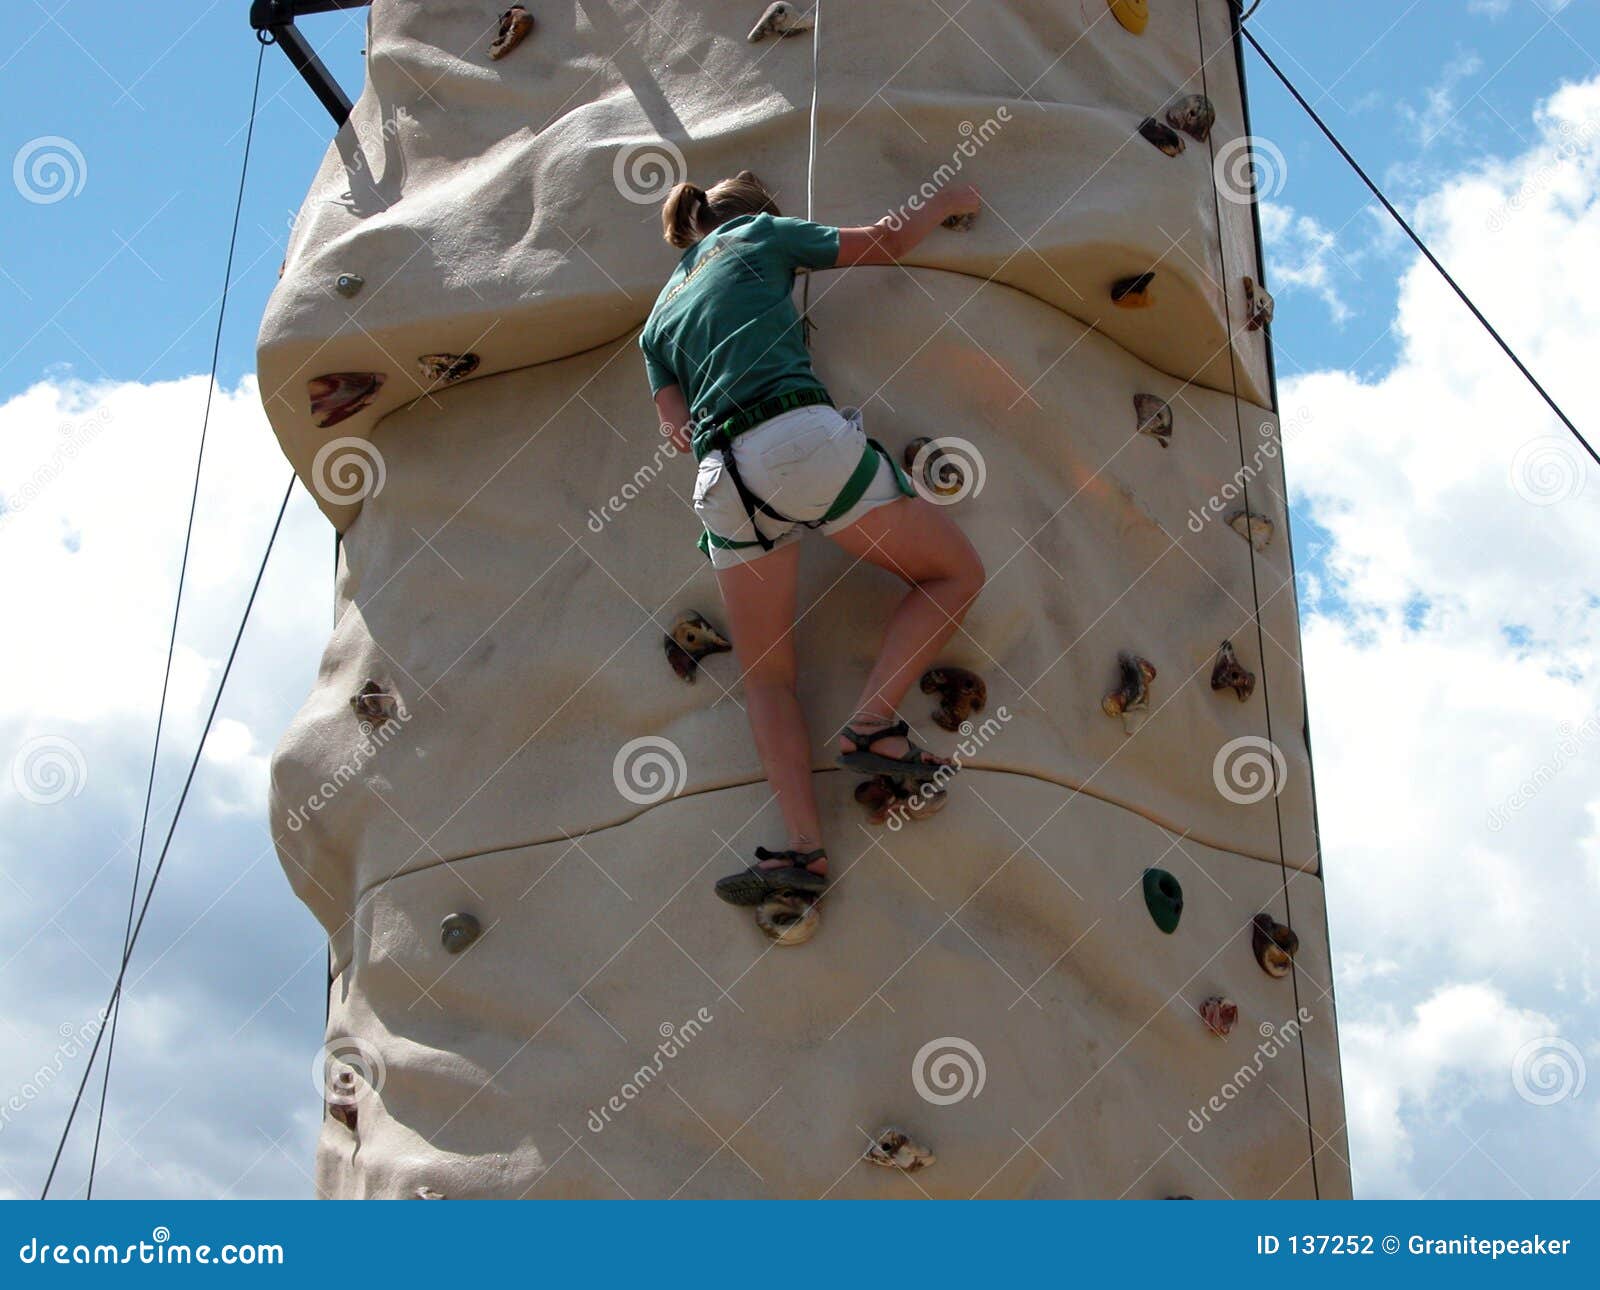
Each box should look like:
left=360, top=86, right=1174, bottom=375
left=1165, top=94, right=1216, bottom=143
left=1139, top=117, right=1186, bottom=157
left=1103, top=652, right=1157, bottom=721
left=1111, top=272, right=1156, bottom=309
left=489, top=6, right=534, bottom=60
left=941, top=211, right=978, bottom=231
left=349, top=680, right=399, bottom=724
left=865, top=1128, right=936, bottom=1172
left=747, top=1, right=814, bottom=42
left=1252, top=912, right=1299, bottom=979
left=855, top=775, right=947, bottom=826
left=1244, top=276, right=1275, bottom=330
left=755, top=893, right=819, bottom=946
left=664, top=611, right=731, bottom=683
left=1134, top=393, right=1173, bottom=447
left=309, top=372, right=385, bottom=429
left=414, top=1186, right=446, bottom=1200
left=922, top=666, right=986, bottom=732
left=1210, top=639, right=1255, bottom=702
left=904, top=437, right=966, bottom=498
left=1199, top=995, right=1239, bottom=1037
left=418, top=353, right=480, bottom=385
left=1107, top=0, right=1149, bottom=35
left=1226, top=508, right=1274, bottom=551
left=327, top=1064, right=359, bottom=1129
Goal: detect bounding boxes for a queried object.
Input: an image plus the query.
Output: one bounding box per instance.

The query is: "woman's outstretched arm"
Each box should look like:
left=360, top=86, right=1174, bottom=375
left=834, top=184, right=981, bottom=268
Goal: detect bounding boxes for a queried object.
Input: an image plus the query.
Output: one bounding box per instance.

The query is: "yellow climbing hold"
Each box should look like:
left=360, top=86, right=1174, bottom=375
left=1109, top=0, right=1149, bottom=35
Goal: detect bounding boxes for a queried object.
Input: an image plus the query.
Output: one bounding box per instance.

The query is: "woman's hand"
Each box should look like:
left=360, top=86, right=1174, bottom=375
left=835, top=183, right=983, bottom=267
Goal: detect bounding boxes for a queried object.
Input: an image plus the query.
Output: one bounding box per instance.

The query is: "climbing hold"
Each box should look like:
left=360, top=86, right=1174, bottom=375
left=1111, top=272, right=1155, bottom=309
left=1199, top=995, right=1239, bottom=1037
left=309, top=372, right=385, bottom=429
left=747, top=2, right=814, bottom=42
left=1210, top=639, right=1255, bottom=702
left=921, top=666, right=986, bottom=732
left=414, top=1186, right=446, bottom=1200
left=326, top=1062, right=360, bottom=1129
left=1142, top=867, right=1183, bottom=934
left=1139, top=117, right=1186, bottom=157
left=1102, top=652, right=1157, bottom=724
left=855, top=775, right=947, bottom=826
left=1165, top=94, right=1216, bottom=143
left=755, top=892, right=819, bottom=946
left=349, top=680, right=399, bottom=725
left=1251, top=912, right=1299, bottom=979
left=864, top=1128, right=936, bottom=1172
left=1244, top=276, right=1275, bottom=331
left=1165, top=1194, right=1195, bottom=1200
left=488, top=6, right=534, bottom=60
left=334, top=272, right=363, bottom=298
left=1107, top=0, right=1149, bottom=35
left=440, top=912, right=482, bottom=955
left=856, top=776, right=901, bottom=826
left=418, top=353, right=480, bottom=386
left=904, top=437, right=967, bottom=498
left=664, top=611, right=732, bottom=683
left=1226, top=508, right=1274, bottom=551
left=1134, top=393, right=1173, bottom=447
left=941, top=211, right=978, bottom=231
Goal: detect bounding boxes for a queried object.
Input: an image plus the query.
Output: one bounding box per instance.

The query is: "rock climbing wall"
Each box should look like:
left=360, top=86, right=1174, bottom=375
left=260, top=0, right=1351, bottom=1198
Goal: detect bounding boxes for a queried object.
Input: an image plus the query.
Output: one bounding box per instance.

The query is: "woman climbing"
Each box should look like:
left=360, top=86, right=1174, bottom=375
left=639, top=170, right=986, bottom=907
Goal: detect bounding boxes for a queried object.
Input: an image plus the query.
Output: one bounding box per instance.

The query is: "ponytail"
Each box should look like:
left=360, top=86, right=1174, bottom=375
left=660, top=171, right=781, bottom=248
left=662, top=182, right=710, bottom=249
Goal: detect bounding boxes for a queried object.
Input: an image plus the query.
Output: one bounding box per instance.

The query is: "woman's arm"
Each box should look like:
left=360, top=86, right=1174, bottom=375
left=653, top=383, right=693, bottom=455
left=834, top=184, right=981, bottom=267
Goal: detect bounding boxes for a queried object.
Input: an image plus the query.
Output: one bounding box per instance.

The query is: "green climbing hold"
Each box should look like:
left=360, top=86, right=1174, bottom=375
left=1143, top=868, right=1183, bottom=933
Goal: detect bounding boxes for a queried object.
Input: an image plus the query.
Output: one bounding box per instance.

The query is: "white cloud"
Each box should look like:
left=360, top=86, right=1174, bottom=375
left=1261, top=203, right=1354, bottom=324
left=1398, top=51, right=1485, bottom=147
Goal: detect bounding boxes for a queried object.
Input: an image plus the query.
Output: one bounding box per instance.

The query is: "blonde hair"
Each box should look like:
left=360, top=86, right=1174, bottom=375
left=661, top=170, right=781, bottom=248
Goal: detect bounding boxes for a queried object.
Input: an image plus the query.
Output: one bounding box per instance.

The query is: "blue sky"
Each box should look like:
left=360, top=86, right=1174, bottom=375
left=3, top=1, right=1599, bottom=1199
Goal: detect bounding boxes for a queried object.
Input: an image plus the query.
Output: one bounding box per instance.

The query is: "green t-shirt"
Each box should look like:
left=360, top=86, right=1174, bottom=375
left=640, top=213, right=841, bottom=453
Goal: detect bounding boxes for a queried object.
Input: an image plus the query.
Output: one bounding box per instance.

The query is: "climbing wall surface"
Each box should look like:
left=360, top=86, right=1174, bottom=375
left=260, top=0, right=1350, bottom=1199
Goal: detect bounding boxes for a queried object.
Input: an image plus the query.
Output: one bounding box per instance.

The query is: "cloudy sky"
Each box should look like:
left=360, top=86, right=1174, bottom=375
left=2, top=1, right=1598, bottom=1199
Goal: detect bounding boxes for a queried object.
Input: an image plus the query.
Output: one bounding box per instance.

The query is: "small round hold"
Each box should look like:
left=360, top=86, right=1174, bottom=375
left=755, top=893, right=818, bottom=946
left=335, top=273, right=364, bottom=297
left=1108, top=0, right=1149, bottom=35
left=440, top=912, right=482, bottom=954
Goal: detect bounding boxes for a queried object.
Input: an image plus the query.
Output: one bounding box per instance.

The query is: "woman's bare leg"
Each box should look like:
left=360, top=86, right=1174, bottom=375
left=826, top=496, right=985, bottom=757
left=714, top=543, right=827, bottom=874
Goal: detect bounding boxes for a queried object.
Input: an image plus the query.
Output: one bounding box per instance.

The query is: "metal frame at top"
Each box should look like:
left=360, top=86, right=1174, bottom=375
left=249, top=0, right=373, bottom=126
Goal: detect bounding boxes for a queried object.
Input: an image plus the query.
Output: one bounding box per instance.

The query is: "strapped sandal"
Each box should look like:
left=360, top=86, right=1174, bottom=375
left=836, top=720, right=952, bottom=782
left=713, top=847, right=830, bottom=907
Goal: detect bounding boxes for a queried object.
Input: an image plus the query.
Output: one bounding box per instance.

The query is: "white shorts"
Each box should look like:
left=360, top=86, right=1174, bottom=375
left=693, top=404, right=912, bottom=568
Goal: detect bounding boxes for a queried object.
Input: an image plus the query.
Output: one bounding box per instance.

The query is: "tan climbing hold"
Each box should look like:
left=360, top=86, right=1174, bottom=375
left=1210, top=639, right=1255, bottom=702
left=1102, top=652, right=1156, bottom=725
left=1199, top=995, right=1239, bottom=1037
left=309, top=372, right=385, bottom=429
left=1111, top=272, right=1155, bottom=309
left=349, top=680, right=399, bottom=724
left=756, top=893, right=819, bottom=946
left=1139, top=117, right=1186, bottom=157
left=904, top=437, right=966, bottom=498
left=922, top=666, right=986, bottom=732
left=1252, top=913, right=1299, bottom=979
left=865, top=1128, right=936, bottom=1172
left=748, top=2, right=814, bottom=42
left=1244, top=276, right=1275, bottom=330
left=1107, top=0, right=1149, bottom=35
left=1134, top=393, right=1172, bottom=447
left=489, top=6, right=534, bottom=60
left=664, top=611, right=731, bottom=683
left=418, top=353, right=480, bottom=385
left=1165, top=94, right=1216, bottom=143
left=855, top=775, right=947, bottom=826
left=1226, top=508, right=1273, bottom=551
left=414, top=1186, right=446, bottom=1200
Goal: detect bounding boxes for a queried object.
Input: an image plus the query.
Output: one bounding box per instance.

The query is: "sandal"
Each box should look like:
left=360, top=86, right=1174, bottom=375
left=835, top=719, right=952, bottom=782
left=713, top=847, right=829, bottom=906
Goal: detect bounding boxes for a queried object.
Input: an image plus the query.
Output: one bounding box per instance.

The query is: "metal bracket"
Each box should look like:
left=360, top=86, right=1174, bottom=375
left=249, top=0, right=373, bottom=127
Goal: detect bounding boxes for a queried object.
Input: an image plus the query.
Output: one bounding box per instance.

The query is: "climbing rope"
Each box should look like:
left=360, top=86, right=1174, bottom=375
left=1235, top=16, right=1594, bottom=466
left=44, top=42, right=273, bottom=1200
left=800, top=0, right=823, bottom=334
